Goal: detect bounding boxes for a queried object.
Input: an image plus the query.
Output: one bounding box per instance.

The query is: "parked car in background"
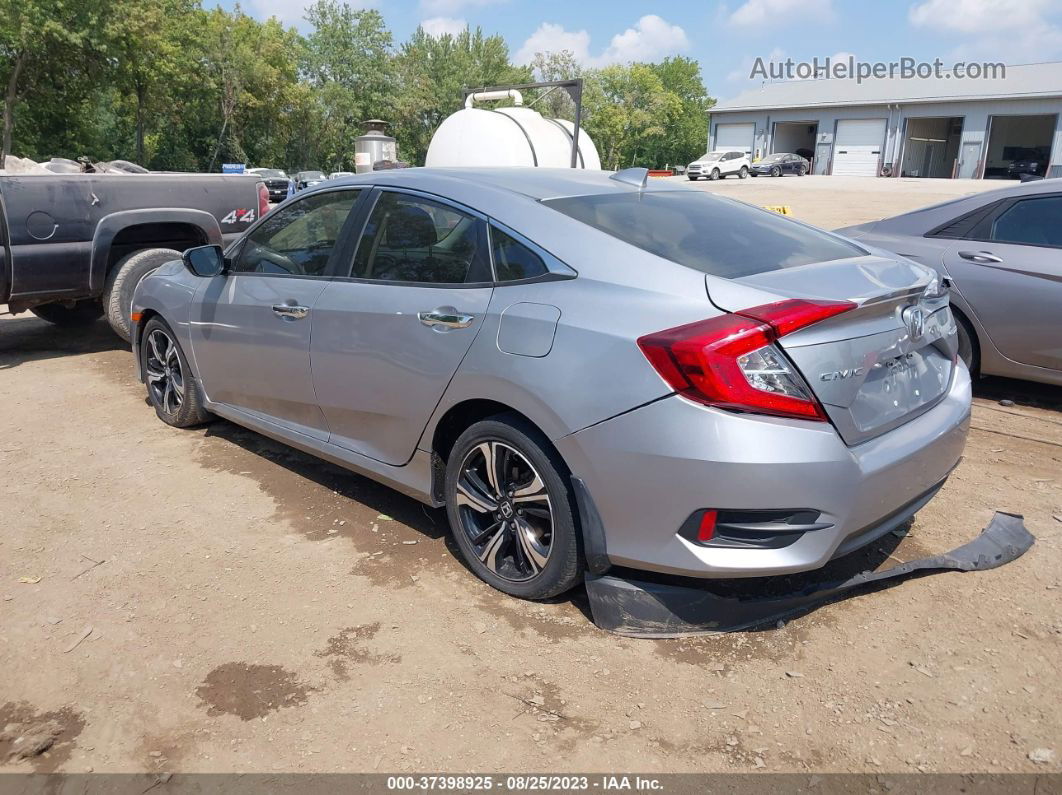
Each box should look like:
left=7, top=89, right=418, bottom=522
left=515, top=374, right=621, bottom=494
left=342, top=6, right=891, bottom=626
left=687, top=151, right=750, bottom=180
left=131, top=167, right=969, bottom=601
left=1, top=171, right=266, bottom=340
left=329, top=171, right=355, bottom=180
left=295, top=170, right=325, bottom=191
left=1007, top=155, right=1046, bottom=179
left=837, top=179, right=1062, bottom=386
left=248, top=168, right=292, bottom=203
left=751, top=153, right=809, bottom=177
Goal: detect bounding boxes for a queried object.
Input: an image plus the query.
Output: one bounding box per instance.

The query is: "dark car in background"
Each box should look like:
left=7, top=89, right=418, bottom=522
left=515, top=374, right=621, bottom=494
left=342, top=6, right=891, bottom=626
left=751, top=153, right=809, bottom=177
left=249, top=168, right=292, bottom=203
left=295, top=170, right=325, bottom=191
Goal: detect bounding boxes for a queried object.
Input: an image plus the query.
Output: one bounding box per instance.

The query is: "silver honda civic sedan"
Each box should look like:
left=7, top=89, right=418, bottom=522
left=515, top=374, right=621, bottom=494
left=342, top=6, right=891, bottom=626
left=131, top=168, right=971, bottom=600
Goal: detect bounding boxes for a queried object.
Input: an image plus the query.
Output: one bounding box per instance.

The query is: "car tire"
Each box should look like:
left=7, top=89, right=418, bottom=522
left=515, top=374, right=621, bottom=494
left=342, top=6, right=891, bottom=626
left=30, top=299, right=104, bottom=327
left=104, top=247, right=182, bottom=342
left=709, top=168, right=720, bottom=181
left=797, top=165, right=808, bottom=176
left=771, top=166, right=782, bottom=177
left=141, top=317, right=213, bottom=428
left=738, top=166, right=749, bottom=179
left=444, top=414, right=583, bottom=600
left=954, top=311, right=980, bottom=376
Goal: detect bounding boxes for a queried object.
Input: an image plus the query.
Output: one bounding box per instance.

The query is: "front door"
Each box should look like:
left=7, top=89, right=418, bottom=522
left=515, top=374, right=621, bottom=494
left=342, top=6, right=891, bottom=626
left=944, top=193, right=1062, bottom=371
left=190, top=188, right=363, bottom=439
left=312, top=189, right=494, bottom=465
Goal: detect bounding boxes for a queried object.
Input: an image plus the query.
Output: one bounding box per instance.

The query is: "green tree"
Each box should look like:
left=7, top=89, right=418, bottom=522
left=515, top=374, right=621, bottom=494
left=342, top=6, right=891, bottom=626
left=300, top=1, right=392, bottom=170
left=582, top=63, right=680, bottom=171
left=0, top=0, right=109, bottom=166
left=392, top=26, right=530, bottom=166
left=644, top=56, right=713, bottom=168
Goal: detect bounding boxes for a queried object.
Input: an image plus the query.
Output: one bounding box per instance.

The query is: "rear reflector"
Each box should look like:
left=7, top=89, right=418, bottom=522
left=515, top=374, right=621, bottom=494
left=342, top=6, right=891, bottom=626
left=638, top=299, right=855, bottom=421
left=697, top=509, right=717, bottom=542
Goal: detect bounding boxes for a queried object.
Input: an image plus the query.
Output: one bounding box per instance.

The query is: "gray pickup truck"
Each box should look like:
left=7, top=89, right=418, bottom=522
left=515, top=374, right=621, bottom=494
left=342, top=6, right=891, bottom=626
left=0, top=172, right=266, bottom=340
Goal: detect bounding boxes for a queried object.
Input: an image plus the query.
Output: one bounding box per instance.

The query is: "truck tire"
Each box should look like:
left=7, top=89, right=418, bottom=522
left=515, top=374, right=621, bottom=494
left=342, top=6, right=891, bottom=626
left=30, top=299, right=104, bottom=327
left=104, top=248, right=181, bottom=342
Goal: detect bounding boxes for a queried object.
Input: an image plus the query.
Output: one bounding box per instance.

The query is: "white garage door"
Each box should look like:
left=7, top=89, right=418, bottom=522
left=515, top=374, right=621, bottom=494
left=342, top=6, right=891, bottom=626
left=832, top=119, right=885, bottom=176
left=715, top=123, right=754, bottom=155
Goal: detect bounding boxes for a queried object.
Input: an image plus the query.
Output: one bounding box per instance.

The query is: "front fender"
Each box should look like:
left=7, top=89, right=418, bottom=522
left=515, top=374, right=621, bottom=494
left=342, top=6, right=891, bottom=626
left=89, top=208, right=223, bottom=294
left=131, top=260, right=202, bottom=382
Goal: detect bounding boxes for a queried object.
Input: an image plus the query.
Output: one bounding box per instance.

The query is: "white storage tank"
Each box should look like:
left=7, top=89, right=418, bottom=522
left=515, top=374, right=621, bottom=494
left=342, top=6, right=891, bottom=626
left=426, top=89, right=601, bottom=170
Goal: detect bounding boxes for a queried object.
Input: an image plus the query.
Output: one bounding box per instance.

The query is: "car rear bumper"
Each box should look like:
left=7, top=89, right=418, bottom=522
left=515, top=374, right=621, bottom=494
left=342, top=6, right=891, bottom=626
left=556, top=363, right=971, bottom=579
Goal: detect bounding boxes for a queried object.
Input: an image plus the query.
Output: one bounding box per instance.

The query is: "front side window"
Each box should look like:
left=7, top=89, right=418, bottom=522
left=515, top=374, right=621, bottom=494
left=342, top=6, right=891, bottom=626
left=543, top=191, right=865, bottom=279
left=232, top=190, right=360, bottom=276
left=351, top=191, right=491, bottom=284
left=990, top=196, right=1062, bottom=247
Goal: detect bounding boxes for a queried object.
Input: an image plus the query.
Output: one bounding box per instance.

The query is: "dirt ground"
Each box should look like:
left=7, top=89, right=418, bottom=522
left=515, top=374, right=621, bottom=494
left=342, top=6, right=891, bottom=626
left=1, top=176, right=1060, bottom=775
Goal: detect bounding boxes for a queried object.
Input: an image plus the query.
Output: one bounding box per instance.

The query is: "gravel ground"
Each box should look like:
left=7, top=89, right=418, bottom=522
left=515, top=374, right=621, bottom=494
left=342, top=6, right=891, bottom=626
left=1, top=176, right=1059, bottom=775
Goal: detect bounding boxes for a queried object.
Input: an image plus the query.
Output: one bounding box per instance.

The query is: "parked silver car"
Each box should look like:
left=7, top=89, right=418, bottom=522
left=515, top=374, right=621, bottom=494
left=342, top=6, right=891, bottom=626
left=838, top=179, right=1062, bottom=386
left=131, top=168, right=970, bottom=600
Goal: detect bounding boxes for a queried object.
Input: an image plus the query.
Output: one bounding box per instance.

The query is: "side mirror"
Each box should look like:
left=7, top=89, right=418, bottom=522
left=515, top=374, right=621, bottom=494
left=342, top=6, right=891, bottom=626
left=182, top=245, right=226, bottom=277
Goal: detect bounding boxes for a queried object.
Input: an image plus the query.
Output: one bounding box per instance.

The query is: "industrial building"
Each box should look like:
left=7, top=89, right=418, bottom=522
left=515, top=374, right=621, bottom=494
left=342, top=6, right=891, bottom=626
left=708, top=62, right=1062, bottom=179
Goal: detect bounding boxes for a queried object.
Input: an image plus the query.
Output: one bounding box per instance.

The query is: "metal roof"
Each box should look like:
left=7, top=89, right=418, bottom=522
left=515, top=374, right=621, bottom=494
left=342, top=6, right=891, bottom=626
left=714, top=61, right=1062, bottom=113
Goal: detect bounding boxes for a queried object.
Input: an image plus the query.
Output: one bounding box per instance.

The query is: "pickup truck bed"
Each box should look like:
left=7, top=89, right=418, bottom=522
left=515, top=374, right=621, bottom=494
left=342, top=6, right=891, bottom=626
left=0, top=172, right=264, bottom=339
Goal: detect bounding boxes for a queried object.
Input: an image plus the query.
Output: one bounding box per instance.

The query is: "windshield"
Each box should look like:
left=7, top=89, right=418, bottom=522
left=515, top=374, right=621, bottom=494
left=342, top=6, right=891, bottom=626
left=256, top=169, right=287, bottom=178
left=700, top=153, right=722, bottom=162
left=761, top=154, right=786, bottom=163
left=543, top=191, right=866, bottom=279
left=301, top=171, right=323, bottom=180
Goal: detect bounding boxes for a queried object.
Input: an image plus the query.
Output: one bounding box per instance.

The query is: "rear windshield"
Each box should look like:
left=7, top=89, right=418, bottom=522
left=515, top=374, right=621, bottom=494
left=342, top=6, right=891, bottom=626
left=542, top=191, right=865, bottom=279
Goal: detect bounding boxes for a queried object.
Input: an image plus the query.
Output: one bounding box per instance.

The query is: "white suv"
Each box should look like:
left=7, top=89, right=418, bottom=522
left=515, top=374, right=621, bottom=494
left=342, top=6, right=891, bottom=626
left=687, top=150, right=750, bottom=180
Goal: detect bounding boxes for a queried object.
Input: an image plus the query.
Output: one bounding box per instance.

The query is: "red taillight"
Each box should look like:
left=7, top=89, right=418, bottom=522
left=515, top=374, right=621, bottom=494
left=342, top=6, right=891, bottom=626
left=257, top=181, right=270, bottom=219
left=638, top=299, right=855, bottom=421
left=697, top=510, right=717, bottom=542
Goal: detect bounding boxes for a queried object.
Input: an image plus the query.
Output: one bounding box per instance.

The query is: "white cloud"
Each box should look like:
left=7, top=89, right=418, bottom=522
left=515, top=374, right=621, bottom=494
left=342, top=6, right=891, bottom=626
left=909, top=0, right=1050, bottom=33
left=514, top=15, right=689, bottom=67
left=420, top=16, right=468, bottom=37
left=514, top=23, right=593, bottom=66
left=728, top=0, right=833, bottom=26
left=909, top=0, right=1062, bottom=60
left=420, top=0, right=502, bottom=15
left=244, top=0, right=310, bottom=26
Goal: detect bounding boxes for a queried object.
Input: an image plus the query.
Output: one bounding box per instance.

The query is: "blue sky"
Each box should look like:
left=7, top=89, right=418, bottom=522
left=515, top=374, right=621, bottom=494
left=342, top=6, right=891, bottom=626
left=222, top=0, right=1062, bottom=100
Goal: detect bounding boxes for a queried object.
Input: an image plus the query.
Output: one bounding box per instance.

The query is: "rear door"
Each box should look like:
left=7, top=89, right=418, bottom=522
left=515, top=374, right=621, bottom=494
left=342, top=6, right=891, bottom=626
left=942, top=193, right=1062, bottom=371
left=311, top=188, right=494, bottom=465
left=190, top=188, right=364, bottom=439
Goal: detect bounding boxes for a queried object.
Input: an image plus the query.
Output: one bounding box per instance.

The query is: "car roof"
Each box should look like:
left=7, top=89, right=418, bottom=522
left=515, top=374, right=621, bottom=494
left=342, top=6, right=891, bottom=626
left=317, top=167, right=692, bottom=201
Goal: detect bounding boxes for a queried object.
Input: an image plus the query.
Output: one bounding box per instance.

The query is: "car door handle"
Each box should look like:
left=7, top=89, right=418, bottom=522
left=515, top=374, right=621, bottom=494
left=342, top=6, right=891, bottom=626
left=958, top=250, right=1003, bottom=264
left=418, top=310, right=475, bottom=329
left=272, top=304, right=310, bottom=319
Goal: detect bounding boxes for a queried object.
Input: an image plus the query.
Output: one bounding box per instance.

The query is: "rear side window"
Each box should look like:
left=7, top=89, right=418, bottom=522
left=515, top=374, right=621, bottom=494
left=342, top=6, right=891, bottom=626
left=491, top=227, right=549, bottom=282
left=989, top=196, right=1062, bottom=247
left=543, top=191, right=865, bottom=279
left=351, top=191, right=491, bottom=284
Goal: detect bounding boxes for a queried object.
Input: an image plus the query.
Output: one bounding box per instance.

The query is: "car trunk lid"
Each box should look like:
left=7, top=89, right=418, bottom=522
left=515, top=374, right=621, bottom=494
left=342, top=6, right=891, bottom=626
left=707, top=255, right=958, bottom=446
